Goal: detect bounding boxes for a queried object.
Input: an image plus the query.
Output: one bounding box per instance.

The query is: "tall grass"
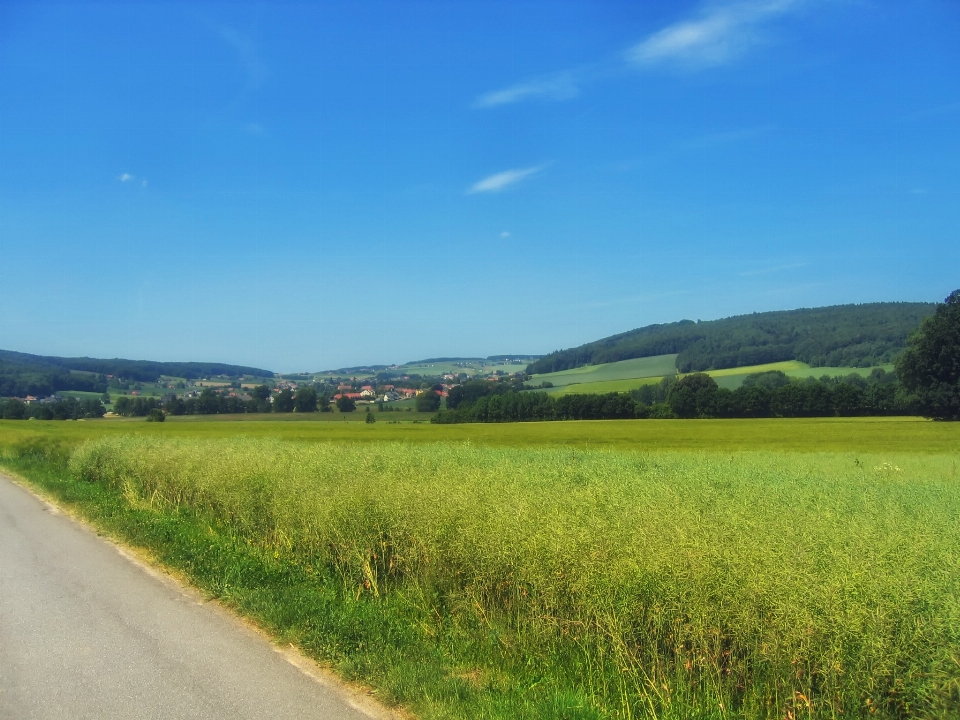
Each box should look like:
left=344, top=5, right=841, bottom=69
left=70, top=437, right=960, bottom=718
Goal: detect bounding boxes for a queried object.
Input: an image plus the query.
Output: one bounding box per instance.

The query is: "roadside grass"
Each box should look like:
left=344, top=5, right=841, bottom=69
left=0, top=444, right=575, bottom=719
left=18, top=437, right=960, bottom=718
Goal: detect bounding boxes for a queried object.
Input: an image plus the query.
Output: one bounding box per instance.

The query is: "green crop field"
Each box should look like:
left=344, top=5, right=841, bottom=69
left=2, top=417, right=958, bottom=719
left=532, top=354, right=679, bottom=388
left=786, top=364, right=895, bottom=380
left=542, top=374, right=667, bottom=396
left=711, top=363, right=897, bottom=390
left=533, top=357, right=896, bottom=394
left=2, top=415, right=959, bottom=453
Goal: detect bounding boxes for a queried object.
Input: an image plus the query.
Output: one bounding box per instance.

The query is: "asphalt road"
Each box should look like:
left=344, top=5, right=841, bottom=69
left=0, top=474, right=391, bottom=720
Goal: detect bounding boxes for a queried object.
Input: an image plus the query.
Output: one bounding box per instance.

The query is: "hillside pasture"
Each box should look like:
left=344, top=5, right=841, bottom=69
left=542, top=375, right=665, bottom=396
left=532, top=354, right=679, bottom=388
left=533, top=357, right=896, bottom=394
left=711, top=362, right=896, bottom=389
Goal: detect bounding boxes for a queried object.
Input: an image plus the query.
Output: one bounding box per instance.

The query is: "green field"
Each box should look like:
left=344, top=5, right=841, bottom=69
left=3, top=415, right=959, bottom=453
left=532, top=356, right=896, bottom=395
left=532, top=354, right=679, bottom=389
left=2, top=416, right=958, bottom=719
left=711, top=363, right=897, bottom=390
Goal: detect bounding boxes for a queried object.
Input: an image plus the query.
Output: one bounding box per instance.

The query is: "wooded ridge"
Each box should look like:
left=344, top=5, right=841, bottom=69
left=527, top=303, right=935, bottom=375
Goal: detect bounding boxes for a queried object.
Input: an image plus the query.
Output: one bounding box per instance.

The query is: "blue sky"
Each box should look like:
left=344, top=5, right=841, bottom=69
left=1, top=1, right=958, bottom=371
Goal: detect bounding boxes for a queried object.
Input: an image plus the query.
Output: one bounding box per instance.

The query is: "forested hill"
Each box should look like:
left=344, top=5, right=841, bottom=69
left=0, top=349, right=273, bottom=398
left=527, top=303, right=935, bottom=375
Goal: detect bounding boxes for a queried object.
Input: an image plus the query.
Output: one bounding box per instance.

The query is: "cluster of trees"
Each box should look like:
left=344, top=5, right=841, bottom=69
left=433, top=369, right=916, bottom=424
left=528, top=303, right=936, bottom=375
left=655, top=371, right=910, bottom=419
left=896, top=290, right=960, bottom=420
left=1, top=396, right=105, bottom=420
left=113, top=395, right=163, bottom=417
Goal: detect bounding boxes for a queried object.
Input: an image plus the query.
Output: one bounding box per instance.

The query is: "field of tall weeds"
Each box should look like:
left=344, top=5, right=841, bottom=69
left=70, top=437, right=960, bottom=718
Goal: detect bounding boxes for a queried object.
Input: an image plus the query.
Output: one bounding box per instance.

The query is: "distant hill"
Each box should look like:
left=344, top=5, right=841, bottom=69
left=527, top=302, right=935, bottom=375
left=404, top=357, right=482, bottom=364
left=402, top=356, right=540, bottom=364
left=0, top=349, right=273, bottom=398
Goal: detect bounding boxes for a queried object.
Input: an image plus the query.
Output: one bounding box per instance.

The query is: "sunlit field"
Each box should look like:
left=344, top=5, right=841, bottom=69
left=2, top=417, right=959, bottom=718
left=1, top=415, right=959, bottom=453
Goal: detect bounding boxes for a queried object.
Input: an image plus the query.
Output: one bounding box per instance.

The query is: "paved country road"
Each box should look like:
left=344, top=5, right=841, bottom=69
left=0, top=474, right=394, bottom=720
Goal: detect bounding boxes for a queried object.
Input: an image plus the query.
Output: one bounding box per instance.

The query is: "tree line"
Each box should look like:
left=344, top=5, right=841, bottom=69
left=433, top=369, right=917, bottom=424
left=1, top=396, right=105, bottom=420
left=115, top=387, right=333, bottom=417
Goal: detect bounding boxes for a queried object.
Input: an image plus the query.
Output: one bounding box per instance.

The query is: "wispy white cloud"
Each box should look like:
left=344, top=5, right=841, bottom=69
left=626, top=0, right=801, bottom=68
left=475, top=0, right=805, bottom=107
left=500, top=231, right=511, bottom=239
left=119, top=173, right=134, bottom=182
left=467, top=166, right=543, bottom=194
left=474, top=71, right=581, bottom=108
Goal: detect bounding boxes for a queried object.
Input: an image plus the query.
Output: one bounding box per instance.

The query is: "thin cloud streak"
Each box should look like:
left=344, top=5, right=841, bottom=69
left=473, top=71, right=582, bottom=108
left=467, top=166, right=543, bottom=194
left=627, top=0, right=801, bottom=68
left=474, top=0, right=805, bottom=108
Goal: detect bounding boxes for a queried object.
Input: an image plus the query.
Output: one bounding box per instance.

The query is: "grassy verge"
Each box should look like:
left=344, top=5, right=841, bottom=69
left=4, top=428, right=959, bottom=718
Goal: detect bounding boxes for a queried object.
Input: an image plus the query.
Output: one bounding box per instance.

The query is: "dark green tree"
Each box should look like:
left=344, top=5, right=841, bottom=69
left=251, top=384, right=272, bottom=401
left=165, top=397, right=187, bottom=415
left=146, top=407, right=166, bottom=422
left=365, top=408, right=376, bottom=423
left=415, top=389, right=442, bottom=413
left=336, top=394, right=356, bottom=412
left=273, top=388, right=295, bottom=413
left=1, top=398, right=26, bottom=419
left=196, top=388, right=221, bottom=415
left=666, top=373, right=719, bottom=418
left=897, top=289, right=960, bottom=420
left=293, top=387, right=318, bottom=413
